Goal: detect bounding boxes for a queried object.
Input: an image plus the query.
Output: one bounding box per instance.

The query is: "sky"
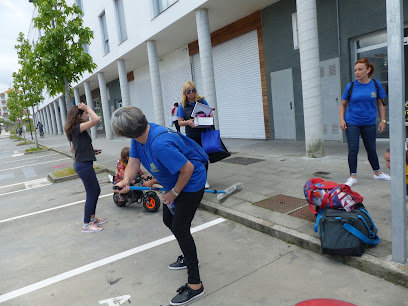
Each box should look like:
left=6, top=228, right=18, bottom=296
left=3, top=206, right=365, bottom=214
left=0, top=0, right=34, bottom=93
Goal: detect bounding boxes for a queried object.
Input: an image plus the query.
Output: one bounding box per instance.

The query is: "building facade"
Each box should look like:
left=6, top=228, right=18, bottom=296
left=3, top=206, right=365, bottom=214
left=28, top=0, right=408, bottom=142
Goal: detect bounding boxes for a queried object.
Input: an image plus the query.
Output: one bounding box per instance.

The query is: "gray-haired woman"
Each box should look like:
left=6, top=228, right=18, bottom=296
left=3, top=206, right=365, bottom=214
left=111, top=106, right=207, bottom=306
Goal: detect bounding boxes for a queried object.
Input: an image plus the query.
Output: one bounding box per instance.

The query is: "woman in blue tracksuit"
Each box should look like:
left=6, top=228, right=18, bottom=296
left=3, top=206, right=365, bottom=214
left=111, top=106, right=207, bottom=306
left=339, top=57, right=390, bottom=187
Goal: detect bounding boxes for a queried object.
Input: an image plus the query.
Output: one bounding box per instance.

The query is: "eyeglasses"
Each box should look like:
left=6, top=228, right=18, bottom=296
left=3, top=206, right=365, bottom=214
left=186, top=88, right=196, bottom=94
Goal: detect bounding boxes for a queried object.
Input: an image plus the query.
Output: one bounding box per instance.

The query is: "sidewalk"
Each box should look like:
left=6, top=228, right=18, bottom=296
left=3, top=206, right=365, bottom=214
left=31, top=131, right=408, bottom=287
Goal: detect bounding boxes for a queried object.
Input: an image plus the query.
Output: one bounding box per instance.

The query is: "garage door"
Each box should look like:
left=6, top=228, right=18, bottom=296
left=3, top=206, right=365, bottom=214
left=192, top=30, right=265, bottom=139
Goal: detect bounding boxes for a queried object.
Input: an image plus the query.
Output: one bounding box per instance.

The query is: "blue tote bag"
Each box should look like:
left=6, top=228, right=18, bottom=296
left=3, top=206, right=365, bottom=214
left=201, top=127, right=223, bottom=153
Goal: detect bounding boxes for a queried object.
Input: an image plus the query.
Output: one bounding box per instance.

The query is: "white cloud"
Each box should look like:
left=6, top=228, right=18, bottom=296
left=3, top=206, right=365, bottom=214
left=0, top=0, right=34, bottom=92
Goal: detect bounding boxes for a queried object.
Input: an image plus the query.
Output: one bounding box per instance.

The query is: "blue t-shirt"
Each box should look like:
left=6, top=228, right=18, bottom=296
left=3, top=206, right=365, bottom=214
left=177, top=99, right=210, bottom=118
left=342, top=79, right=387, bottom=126
left=129, top=123, right=206, bottom=192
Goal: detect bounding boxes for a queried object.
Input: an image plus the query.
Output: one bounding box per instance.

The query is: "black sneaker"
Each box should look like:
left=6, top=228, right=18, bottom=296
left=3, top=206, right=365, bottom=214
left=170, top=283, right=204, bottom=305
left=168, top=255, right=187, bottom=270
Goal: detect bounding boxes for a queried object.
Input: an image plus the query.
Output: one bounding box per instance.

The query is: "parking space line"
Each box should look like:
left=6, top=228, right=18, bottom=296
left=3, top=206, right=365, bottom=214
left=0, top=217, right=225, bottom=303
left=0, top=158, right=70, bottom=172
left=0, top=153, right=60, bottom=165
left=0, top=193, right=112, bottom=224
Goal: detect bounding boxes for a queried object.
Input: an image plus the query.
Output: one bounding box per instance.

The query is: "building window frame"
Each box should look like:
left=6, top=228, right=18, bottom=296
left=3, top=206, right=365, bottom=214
left=114, top=0, right=128, bottom=44
left=99, top=11, right=110, bottom=55
left=292, top=13, right=299, bottom=50
left=152, top=0, right=178, bottom=18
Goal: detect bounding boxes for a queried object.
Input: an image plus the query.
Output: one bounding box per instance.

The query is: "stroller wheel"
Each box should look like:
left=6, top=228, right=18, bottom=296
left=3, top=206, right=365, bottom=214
left=143, top=191, right=160, bottom=212
left=113, top=193, right=127, bottom=207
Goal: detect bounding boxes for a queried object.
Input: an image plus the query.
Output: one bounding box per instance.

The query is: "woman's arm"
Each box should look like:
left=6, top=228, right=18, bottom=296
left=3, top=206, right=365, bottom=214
left=162, top=160, right=194, bottom=204
left=377, top=99, right=386, bottom=133
left=70, top=142, right=75, bottom=153
left=79, top=103, right=100, bottom=133
left=339, top=99, right=348, bottom=130
left=178, top=117, right=195, bottom=128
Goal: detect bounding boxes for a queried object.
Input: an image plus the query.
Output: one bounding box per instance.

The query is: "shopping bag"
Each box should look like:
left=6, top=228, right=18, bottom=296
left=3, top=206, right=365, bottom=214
left=201, top=128, right=224, bottom=153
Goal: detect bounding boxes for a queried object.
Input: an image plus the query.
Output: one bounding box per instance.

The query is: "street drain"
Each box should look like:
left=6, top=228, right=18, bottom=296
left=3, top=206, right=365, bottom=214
left=312, top=171, right=331, bottom=179
left=253, top=194, right=315, bottom=222
left=220, top=157, right=265, bottom=165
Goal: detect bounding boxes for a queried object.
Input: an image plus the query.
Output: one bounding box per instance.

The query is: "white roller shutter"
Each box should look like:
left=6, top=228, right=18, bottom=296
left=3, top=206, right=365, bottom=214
left=192, top=30, right=265, bottom=139
left=132, top=79, right=155, bottom=123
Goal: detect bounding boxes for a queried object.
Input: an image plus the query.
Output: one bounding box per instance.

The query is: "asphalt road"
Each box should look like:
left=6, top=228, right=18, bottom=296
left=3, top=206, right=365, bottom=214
left=1, top=135, right=408, bottom=306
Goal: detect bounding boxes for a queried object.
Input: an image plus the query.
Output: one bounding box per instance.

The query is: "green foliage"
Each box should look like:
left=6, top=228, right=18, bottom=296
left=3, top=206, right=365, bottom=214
left=25, top=147, right=48, bottom=153
left=33, top=0, right=96, bottom=101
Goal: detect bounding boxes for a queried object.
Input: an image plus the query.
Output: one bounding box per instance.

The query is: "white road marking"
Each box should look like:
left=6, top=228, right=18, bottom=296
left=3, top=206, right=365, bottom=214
left=12, top=153, right=24, bottom=157
left=99, top=295, right=131, bottom=305
left=0, top=158, right=70, bottom=172
left=0, top=153, right=60, bottom=165
left=0, top=193, right=112, bottom=223
left=24, top=177, right=51, bottom=189
left=0, top=218, right=226, bottom=303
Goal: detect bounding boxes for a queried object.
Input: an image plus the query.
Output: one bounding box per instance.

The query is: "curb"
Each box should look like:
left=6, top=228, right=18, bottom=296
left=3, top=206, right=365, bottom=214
left=24, top=148, right=50, bottom=155
left=199, top=199, right=408, bottom=288
left=48, top=167, right=112, bottom=183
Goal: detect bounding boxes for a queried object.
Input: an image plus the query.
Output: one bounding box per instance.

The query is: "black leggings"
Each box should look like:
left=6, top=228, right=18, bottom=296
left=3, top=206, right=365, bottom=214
left=74, top=161, right=101, bottom=223
left=163, top=188, right=205, bottom=284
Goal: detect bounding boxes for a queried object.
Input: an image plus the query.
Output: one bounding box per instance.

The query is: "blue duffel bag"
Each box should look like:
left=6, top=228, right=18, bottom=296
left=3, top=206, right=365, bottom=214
left=314, top=203, right=379, bottom=256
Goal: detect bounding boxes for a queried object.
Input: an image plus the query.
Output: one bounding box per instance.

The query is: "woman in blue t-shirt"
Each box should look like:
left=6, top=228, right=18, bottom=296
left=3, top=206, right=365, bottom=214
left=339, top=58, right=390, bottom=186
left=177, top=81, right=211, bottom=188
left=111, top=106, right=207, bottom=306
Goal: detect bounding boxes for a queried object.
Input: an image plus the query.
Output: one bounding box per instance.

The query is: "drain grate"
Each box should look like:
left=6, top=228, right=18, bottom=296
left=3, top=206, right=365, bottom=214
left=220, top=157, right=265, bottom=165
left=254, top=194, right=315, bottom=222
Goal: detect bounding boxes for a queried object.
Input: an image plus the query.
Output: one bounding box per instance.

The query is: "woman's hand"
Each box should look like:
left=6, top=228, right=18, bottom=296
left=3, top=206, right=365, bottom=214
left=143, top=179, right=155, bottom=188
left=340, top=119, right=347, bottom=131
left=378, top=121, right=386, bottom=133
left=78, top=102, right=88, bottom=111
left=114, top=180, right=130, bottom=194
left=162, top=191, right=177, bottom=205
left=186, top=119, right=196, bottom=128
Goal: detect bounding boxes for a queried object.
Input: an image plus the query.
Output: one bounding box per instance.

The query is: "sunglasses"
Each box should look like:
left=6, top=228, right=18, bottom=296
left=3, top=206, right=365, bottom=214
left=186, top=88, right=196, bottom=94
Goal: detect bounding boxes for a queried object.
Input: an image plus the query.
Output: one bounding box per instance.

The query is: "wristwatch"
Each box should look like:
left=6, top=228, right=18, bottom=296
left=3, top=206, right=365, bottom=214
left=381, top=120, right=387, bottom=124
left=171, top=188, right=179, bottom=197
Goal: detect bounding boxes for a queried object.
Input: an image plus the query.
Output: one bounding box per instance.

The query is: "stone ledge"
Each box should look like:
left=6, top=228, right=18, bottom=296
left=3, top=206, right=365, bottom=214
left=48, top=167, right=111, bottom=183
left=199, top=200, right=408, bottom=288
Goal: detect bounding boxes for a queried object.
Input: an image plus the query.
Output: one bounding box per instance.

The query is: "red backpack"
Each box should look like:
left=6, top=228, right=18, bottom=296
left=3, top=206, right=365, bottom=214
left=304, top=178, right=364, bottom=214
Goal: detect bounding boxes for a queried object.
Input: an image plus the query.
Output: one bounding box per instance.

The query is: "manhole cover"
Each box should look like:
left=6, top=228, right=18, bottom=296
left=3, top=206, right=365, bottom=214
left=288, top=206, right=316, bottom=222
left=254, top=194, right=315, bottom=222
left=220, top=157, right=264, bottom=165
left=254, top=194, right=306, bottom=213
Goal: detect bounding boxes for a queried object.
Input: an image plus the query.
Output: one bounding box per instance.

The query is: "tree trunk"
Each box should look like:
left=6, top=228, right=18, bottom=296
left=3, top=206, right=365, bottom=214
left=64, top=78, right=71, bottom=112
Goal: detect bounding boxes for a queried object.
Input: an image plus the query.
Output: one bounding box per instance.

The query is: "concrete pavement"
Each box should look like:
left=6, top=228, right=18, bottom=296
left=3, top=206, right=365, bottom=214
left=23, top=130, right=408, bottom=288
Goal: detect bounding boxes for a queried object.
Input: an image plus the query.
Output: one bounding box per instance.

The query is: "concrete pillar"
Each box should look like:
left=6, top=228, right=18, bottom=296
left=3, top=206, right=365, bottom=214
left=84, top=81, right=97, bottom=140
left=45, top=106, right=53, bottom=134
left=117, top=59, right=131, bottom=107
left=98, top=72, right=113, bottom=140
left=386, top=0, right=406, bottom=264
left=42, top=110, right=49, bottom=134
left=195, top=9, right=219, bottom=129
left=296, top=0, right=325, bottom=158
left=53, top=100, right=63, bottom=135
left=147, top=40, right=165, bottom=125
left=59, top=96, right=67, bottom=132
left=74, top=88, right=81, bottom=105
left=49, top=103, right=57, bottom=135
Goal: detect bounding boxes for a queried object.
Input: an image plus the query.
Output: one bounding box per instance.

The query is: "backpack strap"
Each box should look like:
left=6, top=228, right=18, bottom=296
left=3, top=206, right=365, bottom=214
left=342, top=223, right=380, bottom=245
left=347, top=81, right=355, bottom=101
left=373, top=79, right=385, bottom=106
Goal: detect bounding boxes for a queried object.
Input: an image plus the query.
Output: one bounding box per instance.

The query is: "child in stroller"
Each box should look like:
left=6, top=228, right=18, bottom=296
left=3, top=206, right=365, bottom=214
left=110, top=147, right=160, bottom=212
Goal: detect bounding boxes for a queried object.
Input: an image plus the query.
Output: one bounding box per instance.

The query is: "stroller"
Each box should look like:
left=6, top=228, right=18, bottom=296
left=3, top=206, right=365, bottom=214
left=109, top=174, right=161, bottom=212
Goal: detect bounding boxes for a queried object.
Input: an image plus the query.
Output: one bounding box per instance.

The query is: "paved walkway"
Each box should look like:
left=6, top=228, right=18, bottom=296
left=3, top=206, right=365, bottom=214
left=21, top=130, right=408, bottom=287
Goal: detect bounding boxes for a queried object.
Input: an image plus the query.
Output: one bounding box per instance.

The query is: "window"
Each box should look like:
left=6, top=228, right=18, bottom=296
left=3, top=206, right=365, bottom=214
left=114, top=0, right=127, bottom=43
left=152, top=0, right=178, bottom=17
left=75, top=0, right=83, bottom=14
left=83, top=43, right=89, bottom=55
left=292, top=13, right=299, bottom=50
left=99, top=11, right=110, bottom=55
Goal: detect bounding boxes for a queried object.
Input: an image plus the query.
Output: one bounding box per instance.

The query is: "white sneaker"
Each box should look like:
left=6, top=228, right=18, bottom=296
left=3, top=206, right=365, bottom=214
left=373, top=172, right=391, bottom=181
left=345, top=177, right=357, bottom=187
left=205, top=181, right=210, bottom=189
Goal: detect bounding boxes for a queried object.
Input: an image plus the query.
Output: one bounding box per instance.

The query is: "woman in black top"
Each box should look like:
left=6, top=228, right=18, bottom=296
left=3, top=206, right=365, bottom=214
left=177, top=81, right=211, bottom=188
left=64, top=102, right=106, bottom=233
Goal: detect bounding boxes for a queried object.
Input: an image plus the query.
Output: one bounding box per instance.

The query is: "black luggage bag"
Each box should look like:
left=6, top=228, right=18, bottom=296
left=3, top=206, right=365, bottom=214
left=314, top=204, right=379, bottom=256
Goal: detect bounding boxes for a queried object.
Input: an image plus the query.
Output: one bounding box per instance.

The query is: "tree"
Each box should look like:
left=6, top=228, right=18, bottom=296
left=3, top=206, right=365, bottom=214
left=33, top=0, right=96, bottom=112
left=6, top=90, right=25, bottom=134
left=11, top=32, right=45, bottom=146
